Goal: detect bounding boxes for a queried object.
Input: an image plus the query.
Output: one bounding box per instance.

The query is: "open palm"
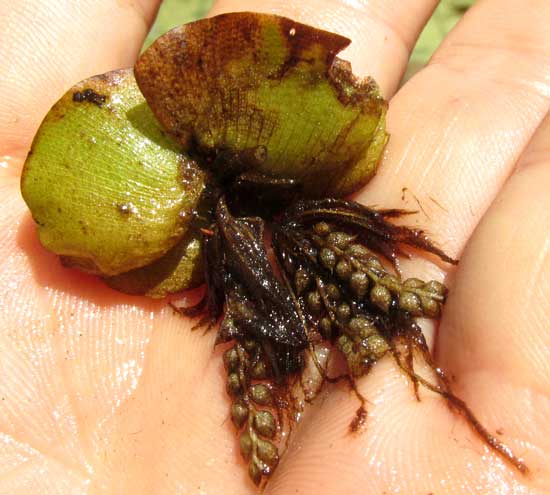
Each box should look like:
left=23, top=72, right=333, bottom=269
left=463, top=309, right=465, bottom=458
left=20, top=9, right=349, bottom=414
left=1, top=1, right=549, bottom=493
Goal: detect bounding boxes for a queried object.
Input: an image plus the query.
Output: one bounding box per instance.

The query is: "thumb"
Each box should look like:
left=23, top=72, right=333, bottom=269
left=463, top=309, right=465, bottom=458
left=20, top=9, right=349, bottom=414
left=0, top=0, right=162, bottom=165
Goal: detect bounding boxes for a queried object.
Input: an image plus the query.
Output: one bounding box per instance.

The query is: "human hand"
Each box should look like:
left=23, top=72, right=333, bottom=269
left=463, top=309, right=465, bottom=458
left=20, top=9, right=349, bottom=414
left=1, top=1, right=549, bottom=493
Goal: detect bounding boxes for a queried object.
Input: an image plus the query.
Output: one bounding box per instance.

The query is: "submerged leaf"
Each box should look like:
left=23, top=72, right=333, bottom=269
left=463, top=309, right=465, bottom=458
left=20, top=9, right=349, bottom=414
left=21, top=69, right=206, bottom=276
left=135, top=12, right=388, bottom=197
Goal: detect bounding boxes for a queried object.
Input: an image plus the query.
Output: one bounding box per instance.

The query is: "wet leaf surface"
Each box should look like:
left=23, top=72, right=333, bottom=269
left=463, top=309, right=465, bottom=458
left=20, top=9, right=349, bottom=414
left=21, top=69, right=206, bottom=276
left=135, top=12, right=388, bottom=197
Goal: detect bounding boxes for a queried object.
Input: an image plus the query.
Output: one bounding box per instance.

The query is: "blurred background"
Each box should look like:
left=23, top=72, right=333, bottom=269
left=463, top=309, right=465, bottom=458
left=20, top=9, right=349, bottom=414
left=144, top=0, right=475, bottom=83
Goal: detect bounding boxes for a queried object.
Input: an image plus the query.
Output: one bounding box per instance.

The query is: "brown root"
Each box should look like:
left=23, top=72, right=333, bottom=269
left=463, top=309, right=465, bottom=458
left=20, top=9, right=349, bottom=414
left=390, top=342, right=529, bottom=475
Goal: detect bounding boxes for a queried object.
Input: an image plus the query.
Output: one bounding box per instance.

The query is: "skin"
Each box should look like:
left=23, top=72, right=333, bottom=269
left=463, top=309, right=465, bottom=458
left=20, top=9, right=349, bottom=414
left=0, top=0, right=548, bottom=493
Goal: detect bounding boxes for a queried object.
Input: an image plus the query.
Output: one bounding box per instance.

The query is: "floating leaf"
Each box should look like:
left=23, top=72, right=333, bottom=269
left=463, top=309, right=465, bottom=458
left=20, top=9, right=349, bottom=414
left=135, top=12, right=388, bottom=197
left=21, top=69, right=206, bottom=276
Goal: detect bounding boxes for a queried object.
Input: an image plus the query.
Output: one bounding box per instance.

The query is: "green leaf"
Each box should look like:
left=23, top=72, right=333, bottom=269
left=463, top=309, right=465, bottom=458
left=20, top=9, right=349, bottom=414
left=21, top=69, right=206, bottom=276
left=103, top=228, right=203, bottom=298
left=135, top=12, right=388, bottom=197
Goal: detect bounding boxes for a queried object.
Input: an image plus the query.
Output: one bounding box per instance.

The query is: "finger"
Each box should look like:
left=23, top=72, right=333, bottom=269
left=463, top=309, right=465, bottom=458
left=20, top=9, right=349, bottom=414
left=210, top=0, right=439, bottom=96
left=357, top=0, right=549, bottom=262
left=271, top=115, right=550, bottom=495
left=436, top=113, right=550, bottom=483
left=269, top=0, right=549, bottom=491
left=268, top=359, right=537, bottom=494
left=0, top=0, right=162, bottom=163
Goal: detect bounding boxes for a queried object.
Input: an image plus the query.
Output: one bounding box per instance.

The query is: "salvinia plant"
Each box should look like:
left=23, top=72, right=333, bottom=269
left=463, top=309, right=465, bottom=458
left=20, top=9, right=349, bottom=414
left=20, top=12, right=527, bottom=486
